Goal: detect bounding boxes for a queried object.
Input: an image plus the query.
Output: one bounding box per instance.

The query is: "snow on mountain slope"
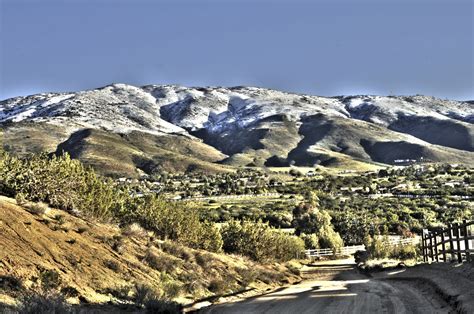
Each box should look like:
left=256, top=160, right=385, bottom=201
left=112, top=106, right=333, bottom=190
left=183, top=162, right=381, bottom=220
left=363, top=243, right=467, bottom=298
left=0, top=84, right=186, bottom=136
left=1, top=83, right=473, bottom=170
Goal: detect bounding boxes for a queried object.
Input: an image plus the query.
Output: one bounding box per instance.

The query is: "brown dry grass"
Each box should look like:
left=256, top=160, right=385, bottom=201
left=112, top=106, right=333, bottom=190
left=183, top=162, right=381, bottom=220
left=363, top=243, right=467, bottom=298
left=0, top=196, right=301, bottom=310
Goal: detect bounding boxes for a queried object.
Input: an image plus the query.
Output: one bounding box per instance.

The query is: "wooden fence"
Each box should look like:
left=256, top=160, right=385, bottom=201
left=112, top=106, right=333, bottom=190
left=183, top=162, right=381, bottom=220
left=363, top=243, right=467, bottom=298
left=421, top=220, right=473, bottom=263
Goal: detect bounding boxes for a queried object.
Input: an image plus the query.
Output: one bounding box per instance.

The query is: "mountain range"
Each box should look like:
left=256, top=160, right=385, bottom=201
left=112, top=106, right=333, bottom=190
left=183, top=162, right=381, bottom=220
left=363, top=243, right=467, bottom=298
left=1, top=83, right=473, bottom=177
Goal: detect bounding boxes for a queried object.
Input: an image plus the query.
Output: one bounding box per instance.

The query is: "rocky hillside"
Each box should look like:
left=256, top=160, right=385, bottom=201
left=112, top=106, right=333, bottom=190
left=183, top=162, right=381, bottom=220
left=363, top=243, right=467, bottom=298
left=1, top=84, right=473, bottom=176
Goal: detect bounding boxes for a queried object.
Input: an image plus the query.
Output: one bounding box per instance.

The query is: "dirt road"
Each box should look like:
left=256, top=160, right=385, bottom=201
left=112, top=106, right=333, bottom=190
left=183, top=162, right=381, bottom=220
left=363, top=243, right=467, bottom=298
left=203, top=259, right=453, bottom=314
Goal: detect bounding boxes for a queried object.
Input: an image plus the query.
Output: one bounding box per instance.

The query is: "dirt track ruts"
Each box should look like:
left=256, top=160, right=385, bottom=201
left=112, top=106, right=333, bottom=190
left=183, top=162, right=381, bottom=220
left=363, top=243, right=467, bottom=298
left=202, top=259, right=453, bottom=314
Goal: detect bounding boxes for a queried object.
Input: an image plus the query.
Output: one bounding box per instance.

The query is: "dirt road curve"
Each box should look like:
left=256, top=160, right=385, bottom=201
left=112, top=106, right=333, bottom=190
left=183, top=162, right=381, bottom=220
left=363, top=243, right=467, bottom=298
left=202, top=259, right=452, bottom=314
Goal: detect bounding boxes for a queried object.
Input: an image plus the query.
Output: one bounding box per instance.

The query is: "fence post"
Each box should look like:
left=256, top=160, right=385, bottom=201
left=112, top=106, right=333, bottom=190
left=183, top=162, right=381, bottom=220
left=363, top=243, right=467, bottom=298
left=448, top=223, right=455, bottom=261
left=421, top=230, right=427, bottom=262
left=433, top=232, right=439, bottom=262
left=463, top=220, right=470, bottom=262
left=441, top=230, right=447, bottom=262
left=455, top=223, right=462, bottom=263
left=429, top=232, right=434, bottom=262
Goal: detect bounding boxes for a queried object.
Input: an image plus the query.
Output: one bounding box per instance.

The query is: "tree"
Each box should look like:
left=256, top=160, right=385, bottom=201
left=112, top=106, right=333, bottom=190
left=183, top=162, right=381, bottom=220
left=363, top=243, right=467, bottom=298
left=292, top=191, right=343, bottom=250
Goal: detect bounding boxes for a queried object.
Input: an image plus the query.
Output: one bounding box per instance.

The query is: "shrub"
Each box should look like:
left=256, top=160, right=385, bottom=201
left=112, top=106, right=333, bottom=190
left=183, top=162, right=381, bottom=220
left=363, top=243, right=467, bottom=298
left=160, top=241, right=193, bottom=261
left=0, top=152, right=127, bottom=220
left=364, top=235, right=391, bottom=259
left=15, top=192, right=27, bottom=206
left=390, top=244, right=418, bottom=260
left=60, top=286, right=80, bottom=298
left=134, top=283, right=156, bottom=306
left=300, top=233, right=319, bottom=249
left=76, top=226, right=89, bottom=234
left=237, top=267, right=258, bottom=287
left=26, top=202, right=49, bottom=216
left=195, top=252, right=214, bottom=267
left=354, top=250, right=369, bottom=264
left=104, top=259, right=121, bottom=272
left=318, top=225, right=344, bottom=252
left=39, top=269, right=61, bottom=292
left=134, top=282, right=181, bottom=313
left=0, top=275, right=23, bottom=291
left=122, top=222, right=147, bottom=237
left=19, top=292, right=70, bottom=314
left=129, top=195, right=223, bottom=251
left=144, top=248, right=179, bottom=273
left=221, top=220, right=305, bottom=262
left=144, top=299, right=181, bottom=314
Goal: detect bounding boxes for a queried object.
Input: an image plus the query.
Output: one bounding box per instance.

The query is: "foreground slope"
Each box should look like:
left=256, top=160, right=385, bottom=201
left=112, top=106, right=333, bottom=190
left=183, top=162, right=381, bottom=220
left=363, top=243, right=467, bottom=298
left=0, top=197, right=300, bottom=310
left=1, top=84, right=473, bottom=176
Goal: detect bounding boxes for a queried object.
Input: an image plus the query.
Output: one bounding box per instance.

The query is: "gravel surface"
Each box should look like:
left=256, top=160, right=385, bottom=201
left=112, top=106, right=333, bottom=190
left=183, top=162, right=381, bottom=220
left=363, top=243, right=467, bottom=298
left=203, top=259, right=457, bottom=314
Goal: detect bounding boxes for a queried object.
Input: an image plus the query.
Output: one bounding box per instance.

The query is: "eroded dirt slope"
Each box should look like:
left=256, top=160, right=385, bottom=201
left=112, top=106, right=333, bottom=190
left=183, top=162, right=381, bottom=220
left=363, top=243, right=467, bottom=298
left=0, top=196, right=300, bottom=311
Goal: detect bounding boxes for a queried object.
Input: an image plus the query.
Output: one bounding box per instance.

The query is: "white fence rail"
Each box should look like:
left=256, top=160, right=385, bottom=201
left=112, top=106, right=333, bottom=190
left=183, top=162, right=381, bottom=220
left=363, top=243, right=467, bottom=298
left=305, top=237, right=420, bottom=258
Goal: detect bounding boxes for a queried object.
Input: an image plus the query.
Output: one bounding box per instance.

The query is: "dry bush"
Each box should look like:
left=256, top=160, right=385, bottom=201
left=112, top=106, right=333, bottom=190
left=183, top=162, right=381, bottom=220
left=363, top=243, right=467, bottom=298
left=53, top=214, right=66, bottom=225
left=19, top=292, right=71, bottom=314
left=160, top=241, right=193, bottom=261
left=75, top=226, right=89, bottom=234
left=237, top=267, right=258, bottom=287
left=15, top=192, right=27, bottom=206
left=195, top=252, right=214, bottom=267
left=104, top=259, right=121, bottom=272
left=256, top=269, right=284, bottom=285
left=207, top=277, right=233, bottom=295
left=0, top=275, right=23, bottom=291
left=122, top=222, right=147, bottom=237
left=26, top=202, right=49, bottom=216
left=144, top=248, right=180, bottom=273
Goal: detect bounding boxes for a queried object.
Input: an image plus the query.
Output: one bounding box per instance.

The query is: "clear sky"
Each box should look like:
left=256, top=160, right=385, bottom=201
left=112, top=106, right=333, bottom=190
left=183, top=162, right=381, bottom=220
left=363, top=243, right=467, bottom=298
left=0, top=0, right=473, bottom=100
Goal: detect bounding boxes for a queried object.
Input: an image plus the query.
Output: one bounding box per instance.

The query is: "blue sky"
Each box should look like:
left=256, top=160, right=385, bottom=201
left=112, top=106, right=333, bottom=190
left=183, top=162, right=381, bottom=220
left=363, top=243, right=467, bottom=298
left=0, top=0, right=473, bottom=100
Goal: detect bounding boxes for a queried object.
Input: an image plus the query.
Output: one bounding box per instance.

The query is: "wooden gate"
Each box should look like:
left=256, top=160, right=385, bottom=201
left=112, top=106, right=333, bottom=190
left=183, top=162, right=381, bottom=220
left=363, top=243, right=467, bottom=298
left=421, top=220, right=473, bottom=263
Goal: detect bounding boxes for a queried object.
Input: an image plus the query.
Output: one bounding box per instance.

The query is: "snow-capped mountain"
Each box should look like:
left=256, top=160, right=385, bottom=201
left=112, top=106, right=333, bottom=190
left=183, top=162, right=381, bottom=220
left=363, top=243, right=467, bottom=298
left=1, top=83, right=473, bottom=176
left=0, top=84, right=186, bottom=135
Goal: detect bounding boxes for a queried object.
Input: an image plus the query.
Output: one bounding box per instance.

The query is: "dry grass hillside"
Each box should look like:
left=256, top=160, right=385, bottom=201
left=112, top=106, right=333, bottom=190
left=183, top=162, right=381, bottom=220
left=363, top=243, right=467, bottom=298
left=0, top=196, right=301, bottom=313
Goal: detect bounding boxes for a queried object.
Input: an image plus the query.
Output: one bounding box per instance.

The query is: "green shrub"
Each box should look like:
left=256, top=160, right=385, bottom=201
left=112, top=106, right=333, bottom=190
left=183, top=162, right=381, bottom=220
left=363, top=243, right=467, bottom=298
left=0, top=152, right=126, bottom=220
left=221, top=220, right=304, bottom=262
left=39, top=269, right=61, bottom=292
left=292, top=194, right=344, bottom=251
left=364, top=235, right=391, bottom=259
left=300, top=233, right=319, bottom=249
left=130, top=195, right=223, bottom=251
left=389, top=244, right=418, bottom=260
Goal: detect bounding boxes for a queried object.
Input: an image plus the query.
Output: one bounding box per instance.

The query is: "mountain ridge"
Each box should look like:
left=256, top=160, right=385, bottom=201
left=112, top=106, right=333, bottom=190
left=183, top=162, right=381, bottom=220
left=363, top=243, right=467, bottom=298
left=1, top=83, right=473, bottom=177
